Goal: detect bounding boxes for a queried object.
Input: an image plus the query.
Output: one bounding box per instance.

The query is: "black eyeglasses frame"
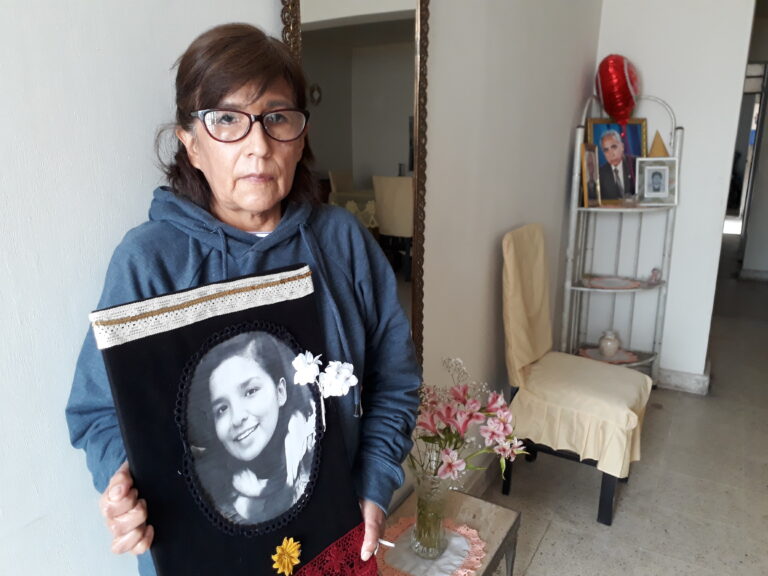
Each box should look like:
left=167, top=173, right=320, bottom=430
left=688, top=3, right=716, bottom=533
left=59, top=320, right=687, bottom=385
left=190, top=108, right=310, bottom=143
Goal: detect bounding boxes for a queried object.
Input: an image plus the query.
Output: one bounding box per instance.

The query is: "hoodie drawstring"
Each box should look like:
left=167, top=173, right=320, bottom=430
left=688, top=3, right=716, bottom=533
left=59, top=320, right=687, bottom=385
left=215, top=227, right=229, bottom=281
left=299, top=224, right=363, bottom=418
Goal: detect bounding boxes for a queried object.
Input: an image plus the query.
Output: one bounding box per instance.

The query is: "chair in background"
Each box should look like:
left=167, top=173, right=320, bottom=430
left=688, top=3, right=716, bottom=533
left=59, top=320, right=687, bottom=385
left=328, top=170, right=354, bottom=204
left=373, top=175, right=414, bottom=281
left=501, top=224, right=652, bottom=525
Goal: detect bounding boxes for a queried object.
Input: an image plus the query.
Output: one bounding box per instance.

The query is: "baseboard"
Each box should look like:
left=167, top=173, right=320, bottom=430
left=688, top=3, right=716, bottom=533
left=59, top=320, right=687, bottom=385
left=739, top=268, right=768, bottom=282
left=657, top=361, right=710, bottom=395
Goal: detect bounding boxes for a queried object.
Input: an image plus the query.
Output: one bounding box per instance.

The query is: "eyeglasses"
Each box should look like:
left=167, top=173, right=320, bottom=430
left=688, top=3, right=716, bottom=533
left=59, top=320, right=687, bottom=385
left=191, top=108, right=309, bottom=143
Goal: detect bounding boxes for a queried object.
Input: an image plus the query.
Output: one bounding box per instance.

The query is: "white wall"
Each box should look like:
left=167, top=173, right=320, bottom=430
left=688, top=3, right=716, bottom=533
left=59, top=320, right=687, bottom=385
left=744, top=17, right=768, bottom=277
left=301, top=0, right=412, bottom=29
left=302, top=20, right=414, bottom=186
left=302, top=30, right=354, bottom=175
left=0, top=2, right=281, bottom=575
left=597, top=0, right=754, bottom=380
left=743, top=113, right=768, bottom=276
left=351, top=42, right=414, bottom=185
left=422, top=0, right=604, bottom=388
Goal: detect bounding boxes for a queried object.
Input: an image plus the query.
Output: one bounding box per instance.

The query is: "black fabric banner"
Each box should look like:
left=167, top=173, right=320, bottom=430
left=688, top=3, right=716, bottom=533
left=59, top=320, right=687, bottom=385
left=91, top=265, right=371, bottom=575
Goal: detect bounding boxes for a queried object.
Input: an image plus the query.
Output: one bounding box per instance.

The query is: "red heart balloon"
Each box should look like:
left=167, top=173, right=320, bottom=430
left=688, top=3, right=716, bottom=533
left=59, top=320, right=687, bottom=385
left=595, top=54, right=640, bottom=126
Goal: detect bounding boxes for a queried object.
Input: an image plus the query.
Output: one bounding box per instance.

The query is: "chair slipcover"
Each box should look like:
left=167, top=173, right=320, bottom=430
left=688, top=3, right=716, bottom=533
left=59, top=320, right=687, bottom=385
left=372, top=176, right=414, bottom=238
left=503, top=224, right=651, bottom=478
left=328, top=170, right=353, bottom=200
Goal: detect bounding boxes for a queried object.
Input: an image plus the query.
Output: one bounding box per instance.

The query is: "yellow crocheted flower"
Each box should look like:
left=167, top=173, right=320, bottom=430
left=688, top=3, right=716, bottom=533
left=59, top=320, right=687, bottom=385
left=272, top=537, right=301, bottom=575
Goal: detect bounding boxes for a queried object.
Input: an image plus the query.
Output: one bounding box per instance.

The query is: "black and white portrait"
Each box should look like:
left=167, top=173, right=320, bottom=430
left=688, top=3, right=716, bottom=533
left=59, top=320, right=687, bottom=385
left=636, top=157, right=678, bottom=205
left=644, top=166, right=669, bottom=198
left=185, top=330, right=317, bottom=526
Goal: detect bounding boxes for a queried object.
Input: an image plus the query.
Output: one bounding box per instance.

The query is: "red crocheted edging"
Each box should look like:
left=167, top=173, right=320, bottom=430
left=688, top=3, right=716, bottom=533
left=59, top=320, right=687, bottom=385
left=296, top=522, right=378, bottom=575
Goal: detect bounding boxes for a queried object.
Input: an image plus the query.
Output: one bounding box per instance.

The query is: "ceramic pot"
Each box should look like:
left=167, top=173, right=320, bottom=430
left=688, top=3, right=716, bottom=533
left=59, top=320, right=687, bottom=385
left=598, top=330, right=621, bottom=358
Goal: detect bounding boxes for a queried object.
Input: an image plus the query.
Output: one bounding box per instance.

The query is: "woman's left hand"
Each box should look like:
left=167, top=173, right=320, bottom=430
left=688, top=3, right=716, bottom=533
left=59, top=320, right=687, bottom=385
left=359, top=499, right=385, bottom=562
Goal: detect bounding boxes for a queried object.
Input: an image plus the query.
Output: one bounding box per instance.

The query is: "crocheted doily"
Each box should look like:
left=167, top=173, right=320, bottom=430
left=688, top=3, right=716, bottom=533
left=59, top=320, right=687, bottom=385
left=380, top=517, right=486, bottom=576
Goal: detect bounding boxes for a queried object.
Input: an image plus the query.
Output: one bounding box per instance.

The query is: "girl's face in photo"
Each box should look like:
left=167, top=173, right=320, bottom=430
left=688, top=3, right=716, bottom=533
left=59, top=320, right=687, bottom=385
left=209, top=355, right=287, bottom=461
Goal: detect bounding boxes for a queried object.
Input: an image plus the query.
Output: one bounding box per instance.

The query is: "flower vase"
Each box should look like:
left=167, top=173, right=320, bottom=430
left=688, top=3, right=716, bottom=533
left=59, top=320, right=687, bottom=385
left=410, top=449, right=449, bottom=559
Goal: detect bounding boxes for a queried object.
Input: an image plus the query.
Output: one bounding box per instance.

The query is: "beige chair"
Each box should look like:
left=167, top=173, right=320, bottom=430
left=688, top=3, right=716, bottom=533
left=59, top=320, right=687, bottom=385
left=328, top=170, right=353, bottom=204
left=501, top=224, right=652, bottom=525
left=372, top=176, right=414, bottom=280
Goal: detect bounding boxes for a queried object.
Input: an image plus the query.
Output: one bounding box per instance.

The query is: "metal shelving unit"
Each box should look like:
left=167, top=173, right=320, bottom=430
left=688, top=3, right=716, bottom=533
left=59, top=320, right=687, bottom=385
left=561, top=97, right=683, bottom=380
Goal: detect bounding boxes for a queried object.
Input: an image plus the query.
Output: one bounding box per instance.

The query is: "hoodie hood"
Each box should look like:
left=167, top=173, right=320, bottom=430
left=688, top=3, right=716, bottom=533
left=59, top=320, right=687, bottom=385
left=149, top=186, right=314, bottom=259
left=147, top=186, right=358, bottom=410
left=148, top=187, right=315, bottom=282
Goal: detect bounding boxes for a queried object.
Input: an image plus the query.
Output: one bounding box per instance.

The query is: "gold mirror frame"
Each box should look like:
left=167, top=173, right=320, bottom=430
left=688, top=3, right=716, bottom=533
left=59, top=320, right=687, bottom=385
left=281, top=0, right=429, bottom=363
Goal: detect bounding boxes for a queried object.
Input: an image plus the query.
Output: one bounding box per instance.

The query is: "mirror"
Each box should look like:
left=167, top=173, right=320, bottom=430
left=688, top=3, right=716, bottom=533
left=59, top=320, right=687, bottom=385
left=281, top=0, right=428, bottom=363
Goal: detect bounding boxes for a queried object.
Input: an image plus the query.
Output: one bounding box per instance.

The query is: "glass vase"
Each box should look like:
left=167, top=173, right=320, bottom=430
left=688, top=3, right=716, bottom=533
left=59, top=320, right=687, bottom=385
left=410, top=448, right=449, bottom=559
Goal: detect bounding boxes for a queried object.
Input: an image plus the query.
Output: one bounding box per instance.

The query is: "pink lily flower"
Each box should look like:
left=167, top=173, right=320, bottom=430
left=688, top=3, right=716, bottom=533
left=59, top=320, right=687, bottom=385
left=437, top=448, right=466, bottom=480
left=464, top=398, right=482, bottom=413
left=486, top=392, right=506, bottom=413
left=449, top=384, right=469, bottom=405
left=453, top=410, right=473, bottom=436
left=479, top=418, right=507, bottom=446
left=416, top=410, right=441, bottom=435
left=495, top=407, right=515, bottom=436
left=437, top=403, right=458, bottom=429
left=494, top=438, right=525, bottom=460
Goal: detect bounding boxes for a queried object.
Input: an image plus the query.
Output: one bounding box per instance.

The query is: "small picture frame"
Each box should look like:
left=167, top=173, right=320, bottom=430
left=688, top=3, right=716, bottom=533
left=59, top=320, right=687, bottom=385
left=636, top=157, right=678, bottom=205
left=581, top=142, right=601, bottom=207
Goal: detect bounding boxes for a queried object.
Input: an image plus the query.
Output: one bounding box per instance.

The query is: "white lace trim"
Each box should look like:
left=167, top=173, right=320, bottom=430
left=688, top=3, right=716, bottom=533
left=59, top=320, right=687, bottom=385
left=89, top=266, right=314, bottom=350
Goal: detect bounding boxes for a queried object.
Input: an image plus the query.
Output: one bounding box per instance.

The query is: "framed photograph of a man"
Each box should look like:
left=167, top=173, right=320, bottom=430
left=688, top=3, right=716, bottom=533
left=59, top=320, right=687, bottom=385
left=636, top=157, right=678, bottom=205
left=587, top=118, right=647, bottom=201
left=581, top=142, right=601, bottom=207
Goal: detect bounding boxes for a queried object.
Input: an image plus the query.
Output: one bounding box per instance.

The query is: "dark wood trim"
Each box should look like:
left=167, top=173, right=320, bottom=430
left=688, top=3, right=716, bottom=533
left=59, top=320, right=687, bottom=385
left=283, top=0, right=429, bottom=365
left=280, top=0, right=302, bottom=61
left=411, top=0, right=429, bottom=364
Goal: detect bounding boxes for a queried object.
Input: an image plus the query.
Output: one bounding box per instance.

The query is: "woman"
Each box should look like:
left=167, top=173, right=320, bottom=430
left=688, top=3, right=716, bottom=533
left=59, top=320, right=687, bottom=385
left=188, top=330, right=315, bottom=525
left=65, top=23, right=420, bottom=575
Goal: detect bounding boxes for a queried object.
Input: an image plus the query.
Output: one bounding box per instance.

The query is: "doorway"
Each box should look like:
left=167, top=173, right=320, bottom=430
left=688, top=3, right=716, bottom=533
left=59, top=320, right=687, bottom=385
left=725, top=63, right=767, bottom=241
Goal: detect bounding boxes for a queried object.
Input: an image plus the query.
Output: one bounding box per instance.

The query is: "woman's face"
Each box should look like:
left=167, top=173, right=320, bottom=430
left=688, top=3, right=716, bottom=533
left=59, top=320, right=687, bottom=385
left=178, top=79, right=305, bottom=232
left=209, top=355, right=287, bottom=461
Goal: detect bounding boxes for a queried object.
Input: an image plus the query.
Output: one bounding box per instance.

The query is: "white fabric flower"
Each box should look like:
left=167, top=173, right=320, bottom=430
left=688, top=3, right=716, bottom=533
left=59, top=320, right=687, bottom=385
left=319, top=361, right=358, bottom=398
left=292, top=351, right=322, bottom=386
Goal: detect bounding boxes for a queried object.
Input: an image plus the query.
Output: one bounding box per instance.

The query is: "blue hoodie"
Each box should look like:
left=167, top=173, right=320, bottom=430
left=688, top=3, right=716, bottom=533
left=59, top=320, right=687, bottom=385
left=66, top=187, right=420, bottom=575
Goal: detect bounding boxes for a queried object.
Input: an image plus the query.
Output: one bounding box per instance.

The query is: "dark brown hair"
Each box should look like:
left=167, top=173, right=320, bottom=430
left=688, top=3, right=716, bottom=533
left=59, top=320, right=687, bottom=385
left=160, top=23, right=318, bottom=209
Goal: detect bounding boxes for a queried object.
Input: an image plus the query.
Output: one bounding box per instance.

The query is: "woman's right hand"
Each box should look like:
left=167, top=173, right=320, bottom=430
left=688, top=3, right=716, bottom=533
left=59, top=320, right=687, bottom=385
left=98, top=461, right=154, bottom=555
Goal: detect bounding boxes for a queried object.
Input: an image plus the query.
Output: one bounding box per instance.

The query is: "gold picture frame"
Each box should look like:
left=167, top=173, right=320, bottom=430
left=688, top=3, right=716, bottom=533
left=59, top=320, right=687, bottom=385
left=581, top=142, right=601, bottom=207
left=586, top=118, right=648, bottom=155
left=587, top=118, right=647, bottom=201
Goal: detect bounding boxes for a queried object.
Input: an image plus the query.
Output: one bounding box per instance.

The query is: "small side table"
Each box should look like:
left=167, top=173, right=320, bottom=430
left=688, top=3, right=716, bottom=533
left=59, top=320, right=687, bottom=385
left=384, top=490, right=521, bottom=576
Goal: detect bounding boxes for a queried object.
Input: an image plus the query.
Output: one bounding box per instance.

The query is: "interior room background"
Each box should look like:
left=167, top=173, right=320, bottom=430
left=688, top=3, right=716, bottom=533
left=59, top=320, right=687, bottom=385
left=0, top=0, right=758, bottom=574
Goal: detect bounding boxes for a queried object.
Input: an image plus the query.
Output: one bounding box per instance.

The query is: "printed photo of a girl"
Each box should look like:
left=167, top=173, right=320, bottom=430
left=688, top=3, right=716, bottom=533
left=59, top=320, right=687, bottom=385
left=186, top=330, right=317, bottom=525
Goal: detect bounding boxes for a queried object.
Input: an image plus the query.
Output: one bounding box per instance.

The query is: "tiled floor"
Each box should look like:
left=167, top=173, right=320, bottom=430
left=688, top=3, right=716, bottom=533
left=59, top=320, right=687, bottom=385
left=481, top=234, right=768, bottom=575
